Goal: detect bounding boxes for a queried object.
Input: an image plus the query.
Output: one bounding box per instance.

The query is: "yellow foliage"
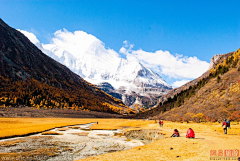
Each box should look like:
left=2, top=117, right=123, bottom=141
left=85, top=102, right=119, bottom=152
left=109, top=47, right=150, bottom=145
left=223, top=59, right=227, bottom=67
left=210, top=68, right=215, bottom=75
left=229, top=82, right=240, bottom=93
left=102, top=102, right=124, bottom=114
left=215, top=64, right=222, bottom=70
left=233, top=49, right=240, bottom=61
left=193, top=113, right=205, bottom=119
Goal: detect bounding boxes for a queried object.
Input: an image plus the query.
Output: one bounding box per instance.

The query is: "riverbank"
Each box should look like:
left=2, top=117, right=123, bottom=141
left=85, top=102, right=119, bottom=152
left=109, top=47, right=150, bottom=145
left=0, top=123, right=146, bottom=160
left=0, top=118, right=239, bottom=160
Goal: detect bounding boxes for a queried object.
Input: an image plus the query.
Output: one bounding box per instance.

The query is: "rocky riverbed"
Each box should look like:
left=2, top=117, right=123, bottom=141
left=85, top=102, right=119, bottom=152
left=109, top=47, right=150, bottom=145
left=0, top=123, right=151, bottom=160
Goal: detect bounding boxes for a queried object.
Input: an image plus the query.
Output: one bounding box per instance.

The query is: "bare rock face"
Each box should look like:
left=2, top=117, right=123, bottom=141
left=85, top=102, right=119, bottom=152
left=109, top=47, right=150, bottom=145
left=209, top=53, right=233, bottom=70
left=208, top=54, right=223, bottom=70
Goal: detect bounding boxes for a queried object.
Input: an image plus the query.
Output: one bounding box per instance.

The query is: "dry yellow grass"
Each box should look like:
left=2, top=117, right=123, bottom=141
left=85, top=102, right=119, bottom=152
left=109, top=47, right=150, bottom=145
left=41, top=131, right=63, bottom=135
left=0, top=118, right=99, bottom=139
left=0, top=139, right=26, bottom=147
left=90, top=119, right=155, bottom=130
left=69, top=126, right=81, bottom=129
left=0, top=147, right=59, bottom=160
left=57, top=127, right=70, bottom=131
left=0, top=118, right=151, bottom=139
left=81, top=121, right=240, bottom=161
left=1, top=118, right=239, bottom=160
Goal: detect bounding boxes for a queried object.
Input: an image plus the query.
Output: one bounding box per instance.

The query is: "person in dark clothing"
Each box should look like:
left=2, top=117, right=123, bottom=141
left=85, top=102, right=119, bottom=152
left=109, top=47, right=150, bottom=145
left=227, top=120, right=231, bottom=129
left=159, top=120, right=163, bottom=127
left=222, top=119, right=227, bottom=134
left=171, top=129, right=180, bottom=137
left=186, top=128, right=195, bottom=138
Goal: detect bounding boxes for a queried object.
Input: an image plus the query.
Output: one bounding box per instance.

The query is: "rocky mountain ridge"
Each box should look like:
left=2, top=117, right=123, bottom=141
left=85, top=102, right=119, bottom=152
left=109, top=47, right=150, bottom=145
left=136, top=49, right=240, bottom=121
left=156, top=52, right=233, bottom=106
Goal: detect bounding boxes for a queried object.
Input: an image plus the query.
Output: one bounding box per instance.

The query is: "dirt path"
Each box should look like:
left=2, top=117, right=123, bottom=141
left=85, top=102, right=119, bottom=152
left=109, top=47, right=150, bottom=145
left=81, top=122, right=240, bottom=161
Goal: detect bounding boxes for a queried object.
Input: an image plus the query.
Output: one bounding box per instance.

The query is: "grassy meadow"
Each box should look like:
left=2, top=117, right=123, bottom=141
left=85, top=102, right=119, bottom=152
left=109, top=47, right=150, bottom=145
left=0, top=118, right=239, bottom=160
left=0, top=118, right=97, bottom=139
left=0, top=118, right=154, bottom=139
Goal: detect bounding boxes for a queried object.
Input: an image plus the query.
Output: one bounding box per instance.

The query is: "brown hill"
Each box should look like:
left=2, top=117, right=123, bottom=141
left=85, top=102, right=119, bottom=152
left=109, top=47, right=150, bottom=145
left=152, top=52, right=233, bottom=106
left=136, top=49, right=240, bottom=121
left=0, top=18, right=133, bottom=115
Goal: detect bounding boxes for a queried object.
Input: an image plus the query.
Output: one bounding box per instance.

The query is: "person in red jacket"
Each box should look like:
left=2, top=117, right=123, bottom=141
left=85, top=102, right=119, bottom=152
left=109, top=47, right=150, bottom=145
left=186, top=128, right=195, bottom=138
left=171, top=129, right=180, bottom=137
left=161, top=120, right=164, bottom=127
left=222, top=119, right=227, bottom=134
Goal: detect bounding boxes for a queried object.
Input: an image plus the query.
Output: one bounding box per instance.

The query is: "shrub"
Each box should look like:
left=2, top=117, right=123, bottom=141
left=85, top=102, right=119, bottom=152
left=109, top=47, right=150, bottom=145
left=192, top=113, right=205, bottom=122
left=183, top=112, right=194, bottom=122
left=217, top=110, right=231, bottom=121
left=229, top=111, right=240, bottom=121
left=232, top=59, right=239, bottom=68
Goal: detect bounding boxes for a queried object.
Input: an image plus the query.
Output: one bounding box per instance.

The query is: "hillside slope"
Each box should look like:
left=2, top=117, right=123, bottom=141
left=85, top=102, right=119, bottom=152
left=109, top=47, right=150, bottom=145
left=0, top=18, right=131, bottom=115
left=136, top=49, right=240, bottom=121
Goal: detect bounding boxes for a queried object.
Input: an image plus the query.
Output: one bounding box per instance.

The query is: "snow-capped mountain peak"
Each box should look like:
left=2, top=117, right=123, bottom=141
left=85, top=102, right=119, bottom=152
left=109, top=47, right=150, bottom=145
left=19, top=29, right=172, bottom=108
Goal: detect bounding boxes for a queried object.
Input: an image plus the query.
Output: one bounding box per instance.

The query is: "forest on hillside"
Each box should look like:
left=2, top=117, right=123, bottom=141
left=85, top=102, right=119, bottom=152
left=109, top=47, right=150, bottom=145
left=136, top=49, right=240, bottom=122
left=0, top=76, right=134, bottom=114
left=0, top=18, right=136, bottom=116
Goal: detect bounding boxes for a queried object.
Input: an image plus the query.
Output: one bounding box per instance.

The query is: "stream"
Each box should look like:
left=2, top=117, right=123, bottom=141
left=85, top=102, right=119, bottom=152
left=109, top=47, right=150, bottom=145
left=0, top=123, right=144, bottom=160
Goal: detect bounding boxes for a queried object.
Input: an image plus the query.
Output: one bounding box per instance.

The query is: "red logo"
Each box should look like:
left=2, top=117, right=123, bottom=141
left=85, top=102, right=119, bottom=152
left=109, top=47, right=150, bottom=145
left=210, top=149, right=239, bottom=157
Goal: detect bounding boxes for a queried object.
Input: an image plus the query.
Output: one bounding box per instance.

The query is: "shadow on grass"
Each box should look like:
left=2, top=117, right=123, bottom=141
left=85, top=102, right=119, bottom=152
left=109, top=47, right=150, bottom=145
left=194, top=138, right=205, bottom=139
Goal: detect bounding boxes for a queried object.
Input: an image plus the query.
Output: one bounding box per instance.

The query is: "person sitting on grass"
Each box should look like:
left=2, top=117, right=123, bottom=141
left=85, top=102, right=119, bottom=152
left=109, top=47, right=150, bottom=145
left=186, top=128, right=195, bottom=138
left=171, top=129, right=180, bottom=137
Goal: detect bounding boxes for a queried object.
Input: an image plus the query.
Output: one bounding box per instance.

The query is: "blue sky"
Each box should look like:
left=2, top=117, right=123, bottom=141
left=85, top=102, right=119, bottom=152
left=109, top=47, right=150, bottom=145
left=1, top=0, right=240, bottom=87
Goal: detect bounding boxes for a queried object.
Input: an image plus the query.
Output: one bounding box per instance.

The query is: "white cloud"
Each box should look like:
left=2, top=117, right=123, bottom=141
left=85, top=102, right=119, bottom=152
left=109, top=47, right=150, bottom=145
left=119, top=47, right=127, bottom=54
left=18, top=29, right=40, bottom=44
left=47, top=29, right=119, bottom=59
left=123, top=40, right=128, bottom=47
left=19, top=29, right=210, bottom=88
left=172, top=79, right=191, bottom=88
left=119, top=41, right=209, bottom=80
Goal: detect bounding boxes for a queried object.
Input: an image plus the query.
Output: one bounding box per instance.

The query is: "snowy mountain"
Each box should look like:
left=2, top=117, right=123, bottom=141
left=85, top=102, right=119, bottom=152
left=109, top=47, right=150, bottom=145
left=20, top=29, right=172, bottom=108
left=0, top=19, right=128, bottom=115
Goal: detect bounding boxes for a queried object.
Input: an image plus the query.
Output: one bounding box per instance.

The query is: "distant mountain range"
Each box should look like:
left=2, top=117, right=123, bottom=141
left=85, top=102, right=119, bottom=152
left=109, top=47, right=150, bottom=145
left=1, top=18, right=238, bottom=121
left=20, top=30, right=172, bottom=109
left=0, top=18, right=131, bottom=115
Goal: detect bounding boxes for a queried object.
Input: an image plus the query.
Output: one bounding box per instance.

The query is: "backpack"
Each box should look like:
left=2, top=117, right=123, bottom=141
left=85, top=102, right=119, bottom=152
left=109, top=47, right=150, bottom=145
left=222, top=122, right=227, bottom=128
left=227, top=121, right=230, bottom=127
